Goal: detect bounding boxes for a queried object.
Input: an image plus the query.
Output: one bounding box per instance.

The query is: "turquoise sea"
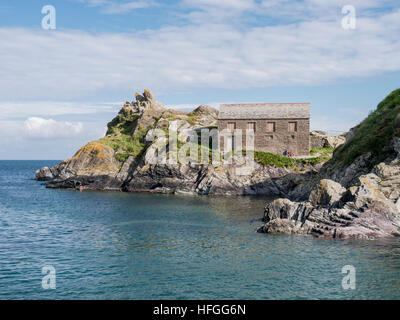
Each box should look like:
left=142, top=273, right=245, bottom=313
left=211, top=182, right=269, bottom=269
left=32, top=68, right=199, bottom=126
left=1, top=160, right=400, bottom=299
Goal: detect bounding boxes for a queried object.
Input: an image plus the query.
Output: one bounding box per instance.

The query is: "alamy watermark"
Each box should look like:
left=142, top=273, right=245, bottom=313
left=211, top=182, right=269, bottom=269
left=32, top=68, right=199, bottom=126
left=341, top=265, right=356, bottom=290
left=41, top=5, right=56, bottom=30
left=341, top=5, right=356, bottom=30
left=144, top=123, right=255, bottom=175
left=42, top=265, right=56, bottom=289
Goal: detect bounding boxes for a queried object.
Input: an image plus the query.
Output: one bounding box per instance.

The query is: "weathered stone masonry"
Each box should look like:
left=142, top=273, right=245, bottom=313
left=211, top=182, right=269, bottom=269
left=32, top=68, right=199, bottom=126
left=218, top=103, right=310, bottom=156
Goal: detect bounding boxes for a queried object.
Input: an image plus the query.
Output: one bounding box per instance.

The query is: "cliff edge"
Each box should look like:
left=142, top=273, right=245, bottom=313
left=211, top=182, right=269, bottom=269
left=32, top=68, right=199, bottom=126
left=258, top=88, right=400, bottom=239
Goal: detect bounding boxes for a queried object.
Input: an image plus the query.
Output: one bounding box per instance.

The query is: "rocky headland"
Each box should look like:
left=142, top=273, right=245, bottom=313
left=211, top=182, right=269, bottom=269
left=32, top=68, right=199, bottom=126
left=36, top=89, right=330, bottom=196
left=36, top=88, right=400, bottom=239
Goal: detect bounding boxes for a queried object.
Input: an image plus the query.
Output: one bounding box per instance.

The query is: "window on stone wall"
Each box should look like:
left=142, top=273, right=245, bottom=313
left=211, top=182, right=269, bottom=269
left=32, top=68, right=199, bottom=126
left=267, top=122, right=275, bottom=132
left=267, top=135, right=273, bottom=140
left=227, top=122, right=236, bottom=131
left=247, top=122, right=256, bottom=131
left=289, top=122, right=297, bottom=132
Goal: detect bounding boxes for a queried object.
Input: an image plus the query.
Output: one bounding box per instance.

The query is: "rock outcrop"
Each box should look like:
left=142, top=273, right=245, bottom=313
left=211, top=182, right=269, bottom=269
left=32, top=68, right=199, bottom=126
left=259, top=172, right=400, bottom=239
left=258, top=88, right=400, bottom=239
left=36, top=90, right=319, bottom=196
left=310, top=130, right=346, bottom=149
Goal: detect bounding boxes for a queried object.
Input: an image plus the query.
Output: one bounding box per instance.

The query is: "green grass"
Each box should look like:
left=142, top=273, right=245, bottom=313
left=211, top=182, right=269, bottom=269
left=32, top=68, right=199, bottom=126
left=163, top=112, right=200, bottom=127
left=97, top=126, right=150, bottom=163
left=254, top=147, right=333, bottom=169
left=106, top=107, right=139, bottom=136
left=185, top=112, right=200, bottom=126
left=333, top=88, right=400, bottom=166
left=310, top=146, right=334, bottom=157
left=101, top=104, right=156, bottom=163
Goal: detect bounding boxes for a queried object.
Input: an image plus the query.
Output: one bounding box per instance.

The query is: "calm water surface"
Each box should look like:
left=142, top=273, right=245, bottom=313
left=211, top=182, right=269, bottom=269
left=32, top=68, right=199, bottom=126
left=1, top=160, right=400, bottom=299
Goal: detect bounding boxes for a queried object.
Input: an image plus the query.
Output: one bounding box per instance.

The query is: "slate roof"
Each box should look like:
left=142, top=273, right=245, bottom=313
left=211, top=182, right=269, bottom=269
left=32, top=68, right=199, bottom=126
left=219, top=103, right=310, bottom=120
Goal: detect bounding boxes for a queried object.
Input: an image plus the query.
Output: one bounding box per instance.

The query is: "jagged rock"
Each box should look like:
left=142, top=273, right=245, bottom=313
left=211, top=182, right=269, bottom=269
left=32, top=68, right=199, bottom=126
left=310, top=131, right=345, bottom=149
left=326, top=135, right=346, bottom=148
left=374, top=163, right=400, bottom=200
left=193, top=105, right=215, bottom=114
left=262, top=117, right=400, bottom=239
left=143, top=88, right=154, bottom=101
left=42, top=142, right=120, bottom=190
left=325, top=152, right=373, bottom=188
left=344, top=126, right=358, bottom=142
left=135, top=93, right=144, bottom=102
left=260, top=167, right=400, bottom=239
left=309, top=179, right=346, bottom=206
left=260, top=218, right=310, bottom=235
left=35, top=167, right=55, bottom=181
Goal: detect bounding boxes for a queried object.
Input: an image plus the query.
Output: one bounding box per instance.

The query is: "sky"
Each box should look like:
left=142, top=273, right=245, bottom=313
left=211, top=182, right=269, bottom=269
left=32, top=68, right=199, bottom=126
left=0, top=0, right=399, bottom=159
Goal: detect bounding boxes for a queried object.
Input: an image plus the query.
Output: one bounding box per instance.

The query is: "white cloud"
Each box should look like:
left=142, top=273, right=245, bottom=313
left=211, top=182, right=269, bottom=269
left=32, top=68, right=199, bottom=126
left=183, top=0, right=255, bottom=10
left=0, top=2, right=400, bottom=102
left=0, top=101, right=121, bottom=120
left=101, top=1, right=154, bottom=14
left=23, top=117, right=83, bottom=138
left=166, top=102, right=222, bottom=111
left=79, top=0, right=154, bottom=14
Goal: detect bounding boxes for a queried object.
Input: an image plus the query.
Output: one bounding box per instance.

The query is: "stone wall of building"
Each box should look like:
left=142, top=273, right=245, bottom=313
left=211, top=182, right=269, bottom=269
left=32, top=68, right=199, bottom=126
left=218, top=118, right=310, bottom=156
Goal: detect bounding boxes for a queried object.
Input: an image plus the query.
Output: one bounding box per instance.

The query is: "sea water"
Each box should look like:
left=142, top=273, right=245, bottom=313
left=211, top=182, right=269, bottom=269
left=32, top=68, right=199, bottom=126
left=1, top=160, right=400, bottom=299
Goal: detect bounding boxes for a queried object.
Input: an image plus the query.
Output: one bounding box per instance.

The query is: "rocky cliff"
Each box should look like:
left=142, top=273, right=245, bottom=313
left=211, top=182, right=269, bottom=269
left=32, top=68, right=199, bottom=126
left=36, top=90, right=326, bottom=196
left=35, top=88, right=400, bottom=239
left=258, top=88, right=400, bottom=239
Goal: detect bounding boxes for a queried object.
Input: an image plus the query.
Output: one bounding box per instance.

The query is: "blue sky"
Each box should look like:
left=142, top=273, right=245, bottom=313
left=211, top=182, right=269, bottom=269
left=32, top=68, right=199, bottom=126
left=0, top=0, right=399, bottom=159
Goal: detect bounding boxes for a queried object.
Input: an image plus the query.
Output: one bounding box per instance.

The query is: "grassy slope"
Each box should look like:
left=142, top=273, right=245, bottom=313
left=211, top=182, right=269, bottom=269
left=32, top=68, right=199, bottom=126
left=95, top=107, right=201, bottom=164
left=254, top=147, right=333, bottom=170
left=333, top=88, right=400, bottom=166
left=95, top=107, right=151, bottom=163
left=97, top=127, right=149, bottom=163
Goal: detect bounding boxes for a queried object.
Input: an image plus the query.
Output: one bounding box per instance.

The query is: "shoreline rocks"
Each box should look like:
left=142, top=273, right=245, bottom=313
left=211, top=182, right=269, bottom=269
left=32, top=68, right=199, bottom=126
left=258, top=140, right=400, bottom=239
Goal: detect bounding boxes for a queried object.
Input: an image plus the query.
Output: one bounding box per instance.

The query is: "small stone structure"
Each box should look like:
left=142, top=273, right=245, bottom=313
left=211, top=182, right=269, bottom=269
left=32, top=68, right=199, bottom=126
left=218, top=103, right=310, bottom=156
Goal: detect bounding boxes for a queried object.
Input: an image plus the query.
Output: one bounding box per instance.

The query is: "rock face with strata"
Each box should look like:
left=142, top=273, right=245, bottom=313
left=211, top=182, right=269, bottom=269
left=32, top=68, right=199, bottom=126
left=259, top=89, right=400, bottom=239
left=259, top=137, right=400, bottom=239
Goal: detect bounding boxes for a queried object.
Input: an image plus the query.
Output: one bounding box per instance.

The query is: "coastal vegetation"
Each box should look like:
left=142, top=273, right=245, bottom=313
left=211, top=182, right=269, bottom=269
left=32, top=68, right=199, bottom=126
left=334, top=88, right=400, bottom=166
left=97, top=107, right=152, bottom=163
left=254, top=146, right=333, bottom=169
left=96, top=127, right=149, bottom=163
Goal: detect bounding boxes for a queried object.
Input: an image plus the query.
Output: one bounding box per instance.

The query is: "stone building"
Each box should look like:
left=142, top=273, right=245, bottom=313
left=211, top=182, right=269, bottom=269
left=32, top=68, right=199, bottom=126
left=218, top=103, right=310, bottom=156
